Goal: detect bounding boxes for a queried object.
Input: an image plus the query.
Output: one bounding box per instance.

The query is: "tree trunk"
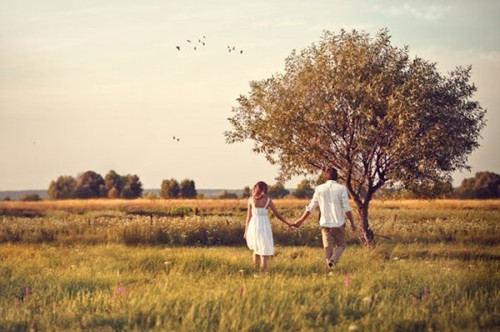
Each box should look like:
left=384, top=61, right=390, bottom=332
left=358, top=204, right=376, bottom=247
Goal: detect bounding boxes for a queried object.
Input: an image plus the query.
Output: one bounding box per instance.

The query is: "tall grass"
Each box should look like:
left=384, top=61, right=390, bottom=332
left=0, top=245, right=498, bottom=331
left=0, top=199, right=498, bottom=331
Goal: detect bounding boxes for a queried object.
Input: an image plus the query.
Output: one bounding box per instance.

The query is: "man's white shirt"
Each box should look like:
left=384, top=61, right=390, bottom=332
left=306, top=180, right=352, bottom=228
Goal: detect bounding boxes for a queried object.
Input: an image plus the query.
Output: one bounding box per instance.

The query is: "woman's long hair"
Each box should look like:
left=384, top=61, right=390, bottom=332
left=252, top=181, right=268, bottom=200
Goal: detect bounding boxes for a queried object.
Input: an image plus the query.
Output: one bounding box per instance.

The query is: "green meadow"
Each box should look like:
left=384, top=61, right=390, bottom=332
left=0, top=199, right=499, bottom=331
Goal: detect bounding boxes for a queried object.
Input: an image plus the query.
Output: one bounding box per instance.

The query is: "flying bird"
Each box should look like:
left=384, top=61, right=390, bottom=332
left=176, top=46, right=180, bottom=50
left=187, top=40, right=191, bottom=43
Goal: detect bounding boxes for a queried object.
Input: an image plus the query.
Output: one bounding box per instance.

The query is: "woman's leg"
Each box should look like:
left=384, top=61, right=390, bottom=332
left=260, top=255, right=268, bottom=272
left=253, top=253, right=260, bottom=269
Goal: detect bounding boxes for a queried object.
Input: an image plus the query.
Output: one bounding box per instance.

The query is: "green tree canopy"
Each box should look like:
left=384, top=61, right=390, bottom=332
left=293, top=179, right=315, bottom=199
left=121, top=174, right=143, bottom=199
left=104, top=170, right=125, bottom=198
left=455, top=171, right=500, bottom=199
left=226, top=29, right=486, bottom=245
left=268, top=183, right=290, bottom=199
left=48, top=175, right=76, bottom=200
left=241, top=186, right=251, bottom=199
left=160, top=178, right=181, bottom=199
left=180, top=179, right=197, bottom=199
left=74, top=171, right=106, bottom=199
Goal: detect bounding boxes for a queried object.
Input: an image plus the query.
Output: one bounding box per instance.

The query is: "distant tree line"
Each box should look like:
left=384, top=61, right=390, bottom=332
left=228, top=172, right=499, bottom=201
left=48, top=170, right=143, bottom=200
left=375, top=171, right=500, bottom=200
left=31, top=170, right=500, bottom=201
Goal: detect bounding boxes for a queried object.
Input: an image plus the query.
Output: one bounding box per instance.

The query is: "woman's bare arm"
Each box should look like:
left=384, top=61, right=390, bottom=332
left=268, top=200, right=291, bottom=226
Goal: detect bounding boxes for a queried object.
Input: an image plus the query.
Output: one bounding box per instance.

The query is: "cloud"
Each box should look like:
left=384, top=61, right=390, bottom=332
left=371, top=3, right=454, bottom=21
left=309, top=23, right=376, bottom=33
left=253, top=17, right=306, bottom=28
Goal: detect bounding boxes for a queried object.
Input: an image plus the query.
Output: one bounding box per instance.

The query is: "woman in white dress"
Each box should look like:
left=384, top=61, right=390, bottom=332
left=244, top=181, right=291, bottom=272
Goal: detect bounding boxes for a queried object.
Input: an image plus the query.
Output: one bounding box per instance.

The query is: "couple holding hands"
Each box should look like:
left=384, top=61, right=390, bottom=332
left=244, top=167, right=357, bottom=272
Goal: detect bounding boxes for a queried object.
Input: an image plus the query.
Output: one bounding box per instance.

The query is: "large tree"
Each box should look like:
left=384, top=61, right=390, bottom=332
left=225, top=29, right=486, bottom=245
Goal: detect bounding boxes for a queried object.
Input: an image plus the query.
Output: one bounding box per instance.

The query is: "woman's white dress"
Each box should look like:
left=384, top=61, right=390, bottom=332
left=246, top=198, right=274, bottom=256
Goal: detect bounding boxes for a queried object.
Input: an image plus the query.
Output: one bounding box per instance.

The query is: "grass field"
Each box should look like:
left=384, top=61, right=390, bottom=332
left=0, top=199, right=499, bottom=331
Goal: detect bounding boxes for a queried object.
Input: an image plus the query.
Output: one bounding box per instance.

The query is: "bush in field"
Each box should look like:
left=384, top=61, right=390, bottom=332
left=160, top=179, right=180, bottom=199
left=241, top=186, right=251, bottom=198
left=268, top=183, right=289, bottom=198
left=48, top=175, right=77, bottom=199
left=293, top=179, right=314, bottom=199
left=19, top=193, right=42, bottom=201
left=217, top=190, right=239, bottom=199
left=180, top=179, right=197, bottom=199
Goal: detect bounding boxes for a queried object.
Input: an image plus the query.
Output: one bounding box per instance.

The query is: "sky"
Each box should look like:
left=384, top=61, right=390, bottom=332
left=1, top=0, right=499, bottom=191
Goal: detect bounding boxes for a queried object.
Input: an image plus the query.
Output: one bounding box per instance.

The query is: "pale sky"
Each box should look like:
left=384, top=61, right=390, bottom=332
left=1, top=0, right=499, bottom=190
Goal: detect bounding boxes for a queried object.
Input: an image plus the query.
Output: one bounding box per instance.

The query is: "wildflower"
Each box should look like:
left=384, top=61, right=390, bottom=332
left=116, top=284, right=127, bottom=296
left=25, top=285, right=30, bottom=300
left=345, top=274, right=351, bottom=287
left=362, top=296, right=371, bottom=304
left=348, top=324, right=359, bottom=331
left=423, top=285, right=429, bottom=298
left=239, top=285, right=245, bottom=298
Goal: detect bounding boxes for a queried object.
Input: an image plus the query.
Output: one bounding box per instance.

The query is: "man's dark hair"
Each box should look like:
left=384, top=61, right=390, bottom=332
left=325, top=167, right=338, bottom=181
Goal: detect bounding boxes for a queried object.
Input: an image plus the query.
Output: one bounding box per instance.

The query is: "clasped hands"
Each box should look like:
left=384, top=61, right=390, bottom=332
left=285, top=220, right=304, bottom=229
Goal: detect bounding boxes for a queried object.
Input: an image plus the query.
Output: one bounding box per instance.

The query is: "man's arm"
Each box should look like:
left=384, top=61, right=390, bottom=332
left=294, top=189, right=318, bottom=228
left=342, top=186, right=356, bottom=231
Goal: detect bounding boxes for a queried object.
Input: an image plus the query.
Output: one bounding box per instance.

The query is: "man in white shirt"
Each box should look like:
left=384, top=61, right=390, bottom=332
left=294, top=167, right=357, bottom=269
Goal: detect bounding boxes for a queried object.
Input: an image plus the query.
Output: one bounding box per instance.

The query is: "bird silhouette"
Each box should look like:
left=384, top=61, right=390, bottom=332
left=240, top=50, right=243, bottom=54
left=176, top=46, right=180, bottom=50
left=187, top=40, right=191, bottom=43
